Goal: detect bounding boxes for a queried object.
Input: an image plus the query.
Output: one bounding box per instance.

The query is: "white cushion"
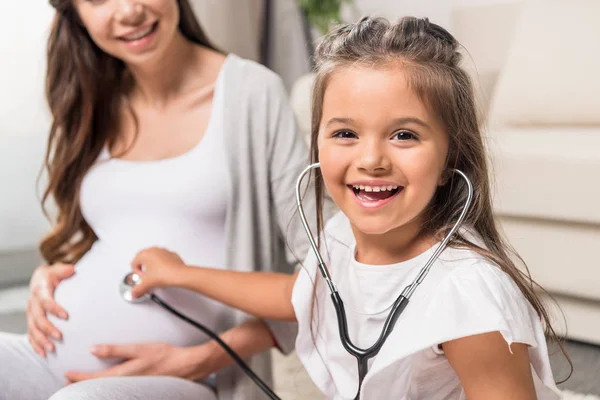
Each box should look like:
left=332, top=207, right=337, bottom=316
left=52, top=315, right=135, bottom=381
left=489, top=127, right=600, bottom=224
left=489, top=0, right=600, bottom=126
left=499, top=217, right=600, bottom=302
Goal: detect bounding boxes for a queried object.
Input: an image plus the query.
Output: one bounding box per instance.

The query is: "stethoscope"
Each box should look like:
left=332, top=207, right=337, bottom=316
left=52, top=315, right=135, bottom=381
left=295, top=163, right=473, bottom=399
left=119, top=163, right=473, bottom=400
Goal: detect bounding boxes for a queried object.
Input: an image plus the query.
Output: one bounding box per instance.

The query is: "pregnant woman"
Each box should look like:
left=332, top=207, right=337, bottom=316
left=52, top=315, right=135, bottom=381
left=0, top=1, right=325, bottom=399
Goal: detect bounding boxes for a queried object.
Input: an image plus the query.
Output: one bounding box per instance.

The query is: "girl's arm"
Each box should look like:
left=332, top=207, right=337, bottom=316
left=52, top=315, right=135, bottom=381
left=443, top=331, right=537, bottom=400
left=130, top=247, right=298, bottom=321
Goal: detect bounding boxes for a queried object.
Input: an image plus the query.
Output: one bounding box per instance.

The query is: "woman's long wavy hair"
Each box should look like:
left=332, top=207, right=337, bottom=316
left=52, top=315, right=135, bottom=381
left=41, top=0, right=217, bottom=264
left=309, top=16, right=572, bottom=381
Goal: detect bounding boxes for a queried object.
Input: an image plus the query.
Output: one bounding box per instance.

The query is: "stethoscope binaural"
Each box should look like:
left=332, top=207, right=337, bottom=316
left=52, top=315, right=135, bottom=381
left=120, top=163, right=473, bottom=400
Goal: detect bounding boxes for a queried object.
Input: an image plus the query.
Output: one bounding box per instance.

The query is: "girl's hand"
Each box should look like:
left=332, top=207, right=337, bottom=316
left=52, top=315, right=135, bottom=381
left=27, top=263, right=76, bottom=358
left=65, top=342, right=213, bottom=384
left=130, top=247, right=187, bottom=298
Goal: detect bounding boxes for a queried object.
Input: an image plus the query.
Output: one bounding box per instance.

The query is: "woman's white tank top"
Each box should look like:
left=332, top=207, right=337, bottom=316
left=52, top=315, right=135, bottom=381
left=47, top=64, right=230, bottom=381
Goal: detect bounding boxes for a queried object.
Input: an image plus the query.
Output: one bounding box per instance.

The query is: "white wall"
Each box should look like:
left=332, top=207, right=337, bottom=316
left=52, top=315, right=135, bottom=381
left=346, top=0, right=516, bottom=31
left=0, top=1, right=55, bottom=251
left=0, top=1, right=54, bottom=138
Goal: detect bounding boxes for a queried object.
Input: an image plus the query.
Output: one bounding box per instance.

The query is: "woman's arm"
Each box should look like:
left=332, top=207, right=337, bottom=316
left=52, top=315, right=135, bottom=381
left=443, top=331, right=537, bottom=400
left=130, top=247, right=298, bottom=321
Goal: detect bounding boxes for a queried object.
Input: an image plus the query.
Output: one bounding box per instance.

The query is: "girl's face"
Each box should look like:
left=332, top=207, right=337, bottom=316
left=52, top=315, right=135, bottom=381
left=317, top=65, right=449, bottom=237
left=73, top=0, right=180, bottom=65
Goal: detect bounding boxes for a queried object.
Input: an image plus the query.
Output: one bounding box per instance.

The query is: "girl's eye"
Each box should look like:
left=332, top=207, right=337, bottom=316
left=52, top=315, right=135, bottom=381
left=333, top=130, right=358, bottom=139
left=392, top=130, right=417, bottom=141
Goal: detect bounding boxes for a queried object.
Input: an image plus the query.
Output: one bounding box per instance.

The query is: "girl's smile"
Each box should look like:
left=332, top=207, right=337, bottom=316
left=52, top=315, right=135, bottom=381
left=348, top=180, right=404, bottom=210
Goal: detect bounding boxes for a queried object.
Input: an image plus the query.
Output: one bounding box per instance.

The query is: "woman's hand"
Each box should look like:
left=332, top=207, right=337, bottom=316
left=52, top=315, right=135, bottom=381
left=27, top=263, right=75, bottom=358
left=64, top=342, right=215, bottom=384
left=65, top=319, right=278, bottom=384
left=129, top=247, right=188, bottom=298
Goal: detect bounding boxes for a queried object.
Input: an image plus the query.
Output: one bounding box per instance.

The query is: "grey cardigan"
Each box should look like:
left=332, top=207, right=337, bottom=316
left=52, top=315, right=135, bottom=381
left=215, top=54, right=326, bottom=399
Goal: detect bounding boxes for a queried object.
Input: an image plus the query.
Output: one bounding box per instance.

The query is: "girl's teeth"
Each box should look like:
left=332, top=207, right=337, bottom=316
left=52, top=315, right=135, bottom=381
left=352, top=185, right=400, bottom=192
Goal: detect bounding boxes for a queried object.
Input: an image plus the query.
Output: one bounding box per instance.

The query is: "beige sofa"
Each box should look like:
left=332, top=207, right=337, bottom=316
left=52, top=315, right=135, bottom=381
left=289, top=0, right=600, bottom=346
left=452, top=0, right=600, bottom=346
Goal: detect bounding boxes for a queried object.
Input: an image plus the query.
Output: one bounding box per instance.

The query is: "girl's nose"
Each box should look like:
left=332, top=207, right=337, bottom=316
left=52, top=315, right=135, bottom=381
left=115, top=0, right=145, bottom=26
left=356, top=139, right=392, bottom=173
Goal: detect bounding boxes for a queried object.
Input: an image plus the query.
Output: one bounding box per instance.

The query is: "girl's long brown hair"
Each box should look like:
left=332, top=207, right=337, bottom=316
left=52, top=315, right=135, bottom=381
left=309, top=16, right=571, bottom=380
left=41, top=0, right=217, bottom=264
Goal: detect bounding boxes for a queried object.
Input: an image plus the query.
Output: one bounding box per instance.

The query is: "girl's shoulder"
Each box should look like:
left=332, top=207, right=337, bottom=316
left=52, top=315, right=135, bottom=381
left=433, top=246, right=525, bottom=304
left=412, top=247, right=543, bottom=350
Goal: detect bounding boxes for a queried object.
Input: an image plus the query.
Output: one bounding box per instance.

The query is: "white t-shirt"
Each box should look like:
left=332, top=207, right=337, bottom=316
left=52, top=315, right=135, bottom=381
left=292, top=212, right=562, bottom=400
left=46, top=56, right=231, bottom=381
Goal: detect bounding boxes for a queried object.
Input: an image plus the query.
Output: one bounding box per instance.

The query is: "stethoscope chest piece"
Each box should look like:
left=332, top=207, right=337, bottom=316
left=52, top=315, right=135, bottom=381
left=119, top=272, right=150, bottom=303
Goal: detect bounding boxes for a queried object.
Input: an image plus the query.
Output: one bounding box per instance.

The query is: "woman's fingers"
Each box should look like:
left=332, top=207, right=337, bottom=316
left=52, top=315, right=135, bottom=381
left=46, top=264, right=75, bottom=293
left=51, top=263, right=76, bottom=280
left=90, top=343, right=142, bottom=359
left=24, top=262, right=75, bottom=359
left=30, top=299, right=62, bottom=341
left=65, top=358, right=146, bottom=382
left=27, top=330, right=46, bottom=359
left=40, top=296, right=69, bottom=320
left=26, top=309, right=53, bottom=357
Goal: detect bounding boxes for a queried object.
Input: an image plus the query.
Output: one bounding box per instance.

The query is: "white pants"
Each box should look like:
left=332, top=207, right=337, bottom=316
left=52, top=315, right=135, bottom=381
left=0, top=332, right=217, bottom=400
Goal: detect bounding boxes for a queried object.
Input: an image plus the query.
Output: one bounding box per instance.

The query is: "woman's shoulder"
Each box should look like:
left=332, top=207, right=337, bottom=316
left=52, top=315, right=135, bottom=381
left=222, top=53, right=287, bottom=95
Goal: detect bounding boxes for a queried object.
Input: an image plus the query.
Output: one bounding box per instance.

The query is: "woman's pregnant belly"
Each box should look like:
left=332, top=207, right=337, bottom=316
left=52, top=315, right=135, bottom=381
left=46, top=243, right=224, bottom=382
